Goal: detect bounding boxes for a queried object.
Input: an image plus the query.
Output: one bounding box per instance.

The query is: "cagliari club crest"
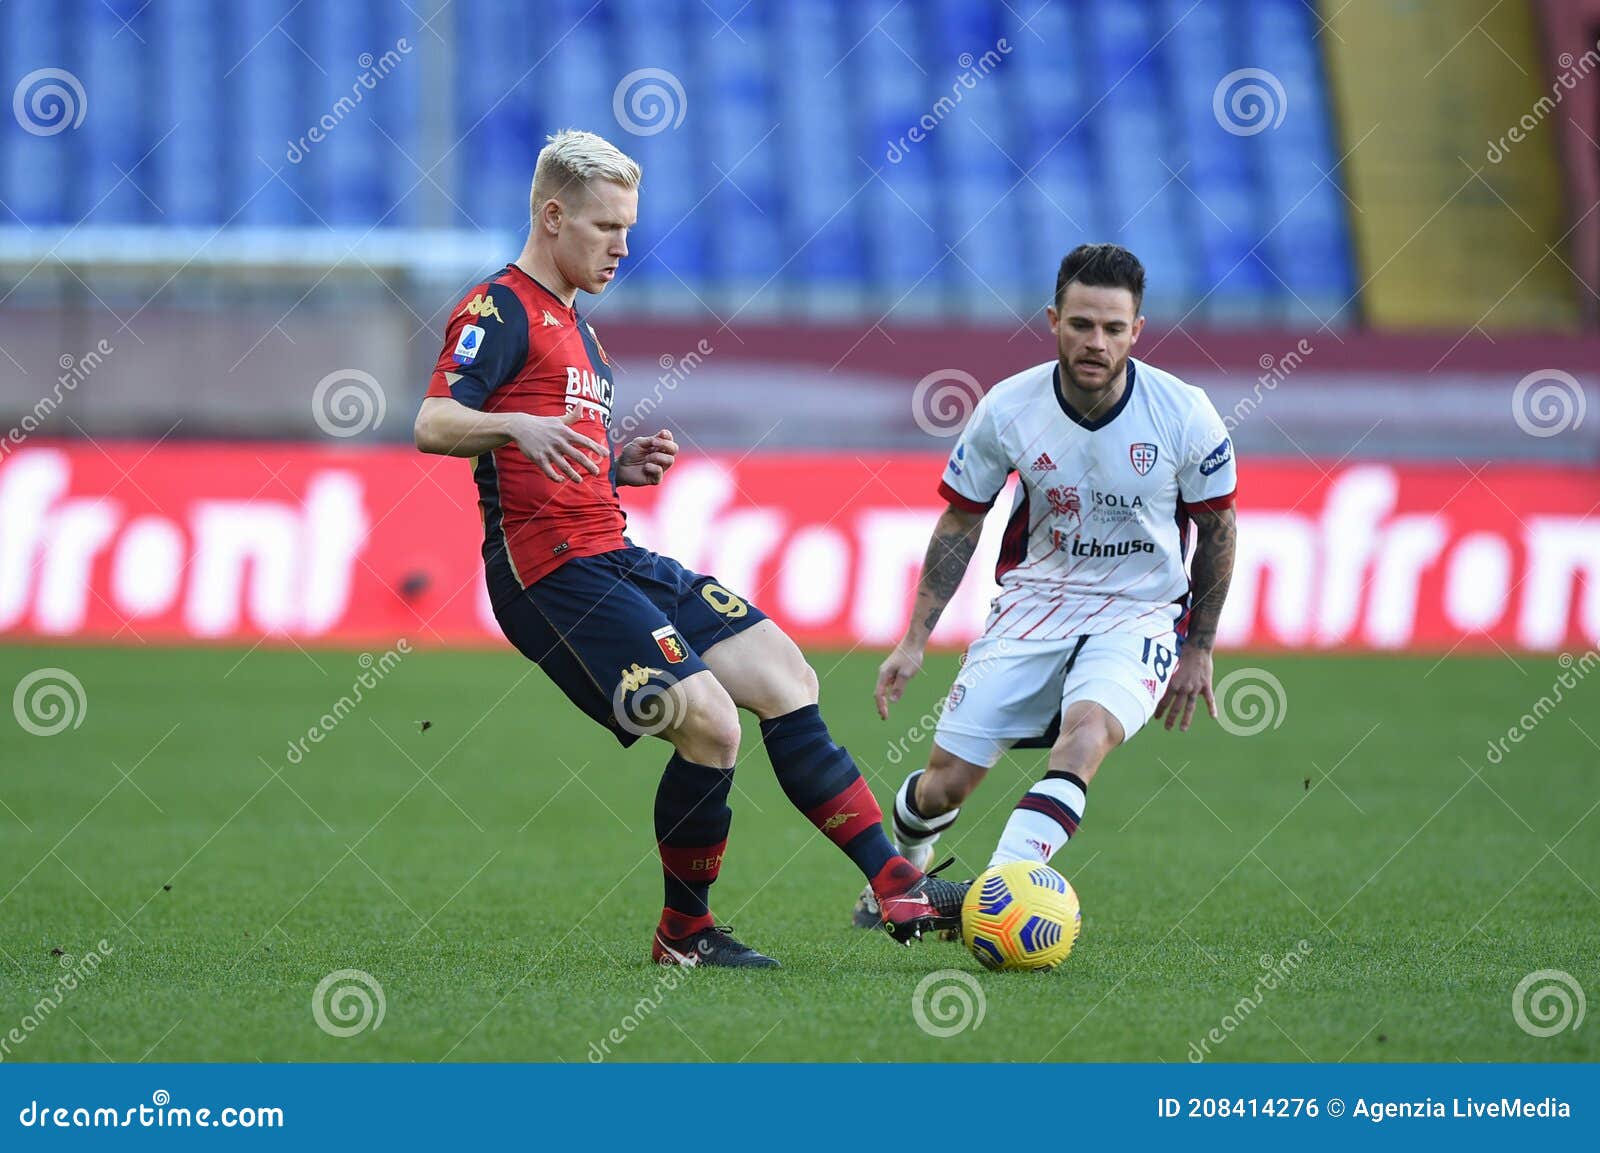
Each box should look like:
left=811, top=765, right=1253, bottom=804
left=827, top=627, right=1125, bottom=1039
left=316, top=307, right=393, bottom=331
left=1129, top=442, right=1158, bottom=476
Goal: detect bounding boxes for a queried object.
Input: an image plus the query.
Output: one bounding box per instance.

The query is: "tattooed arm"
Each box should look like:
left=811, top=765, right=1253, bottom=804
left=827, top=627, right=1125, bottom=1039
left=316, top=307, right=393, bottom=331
left=1154, top=504, right=1237, bottom=731
left=873, top=504, right=988, bottom=719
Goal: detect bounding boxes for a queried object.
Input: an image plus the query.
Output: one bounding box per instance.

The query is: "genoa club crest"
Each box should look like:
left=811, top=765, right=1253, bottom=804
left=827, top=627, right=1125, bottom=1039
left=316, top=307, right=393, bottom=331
left=652, top=625, right=688, bottom=664
left=1129, top=442, right=1158, bottom=476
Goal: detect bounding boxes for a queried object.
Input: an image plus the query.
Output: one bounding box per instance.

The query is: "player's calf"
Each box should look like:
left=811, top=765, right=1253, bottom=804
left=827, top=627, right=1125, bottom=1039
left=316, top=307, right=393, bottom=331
left=852, top=746, right=985, bottom=928
left=990, top=701, right=1121, bottom=867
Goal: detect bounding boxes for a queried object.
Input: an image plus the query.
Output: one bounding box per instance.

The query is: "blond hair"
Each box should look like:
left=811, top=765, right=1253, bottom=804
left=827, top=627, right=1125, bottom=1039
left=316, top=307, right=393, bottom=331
left=530, top=129, right=642, bottom=214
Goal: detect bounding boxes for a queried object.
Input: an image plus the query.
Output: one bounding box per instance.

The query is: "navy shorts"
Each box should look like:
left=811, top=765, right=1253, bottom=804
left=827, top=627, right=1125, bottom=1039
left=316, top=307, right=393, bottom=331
left=492, top=544, right=769, bottom=747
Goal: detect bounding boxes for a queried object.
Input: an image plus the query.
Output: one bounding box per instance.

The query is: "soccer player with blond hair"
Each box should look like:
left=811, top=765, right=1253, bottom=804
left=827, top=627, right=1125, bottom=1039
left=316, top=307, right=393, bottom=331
left=416, top=130, right=963, bottom=966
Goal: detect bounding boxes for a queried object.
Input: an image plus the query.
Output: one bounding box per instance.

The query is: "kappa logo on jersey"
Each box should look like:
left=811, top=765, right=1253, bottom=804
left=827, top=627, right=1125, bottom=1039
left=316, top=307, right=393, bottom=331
left=543, top=310, right=564, bottom=327
left=652, top=625, right=688, bottom=663
left=1129, top=442, right=1159, bottom=476
left=1199, top=436, right=1233, bottom=477
left=1045, top=485, right=1081, bottom=522
left=1030, top=452, right=1056, bottom=472
left=452, top=324, right=485, bottom=365
left=459, top=293, right=503, bottom=323
left=619, top=663, right=664, bottom=692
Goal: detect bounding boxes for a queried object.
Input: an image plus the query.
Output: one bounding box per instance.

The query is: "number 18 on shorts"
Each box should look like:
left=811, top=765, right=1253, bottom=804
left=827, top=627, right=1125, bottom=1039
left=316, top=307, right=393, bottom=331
left=932, top=630, right=1179, bottom=769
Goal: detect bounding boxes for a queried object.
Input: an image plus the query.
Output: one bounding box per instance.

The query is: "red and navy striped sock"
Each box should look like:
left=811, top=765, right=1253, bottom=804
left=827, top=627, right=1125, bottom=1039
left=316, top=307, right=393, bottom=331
left=990, top=770, right=1088, bottom=867
left=654, top=753, right=734, bottom=939
left=760, top=704, right=918, bottom=895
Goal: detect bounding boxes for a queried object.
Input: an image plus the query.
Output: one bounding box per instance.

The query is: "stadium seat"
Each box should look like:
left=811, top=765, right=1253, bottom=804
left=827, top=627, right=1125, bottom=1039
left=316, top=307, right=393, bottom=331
left=0, top=0, right=1358, bottom=324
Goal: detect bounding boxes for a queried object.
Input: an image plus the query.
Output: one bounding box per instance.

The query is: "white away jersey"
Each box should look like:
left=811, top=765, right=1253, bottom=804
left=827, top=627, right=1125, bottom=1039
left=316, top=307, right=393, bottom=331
left=939, top=357, right=1237, bottom=641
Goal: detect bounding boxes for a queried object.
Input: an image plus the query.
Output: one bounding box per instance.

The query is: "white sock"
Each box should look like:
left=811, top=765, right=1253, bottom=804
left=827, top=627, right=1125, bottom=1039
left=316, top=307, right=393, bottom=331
left=989, top=772, right=1087, bottom=867
left=893, top=770, right=958, bottom=860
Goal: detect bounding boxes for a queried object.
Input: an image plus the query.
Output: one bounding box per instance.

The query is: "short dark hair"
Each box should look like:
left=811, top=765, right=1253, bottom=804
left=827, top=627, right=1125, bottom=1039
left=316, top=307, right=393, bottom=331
left=1054, top=243, right=1145, bottom=312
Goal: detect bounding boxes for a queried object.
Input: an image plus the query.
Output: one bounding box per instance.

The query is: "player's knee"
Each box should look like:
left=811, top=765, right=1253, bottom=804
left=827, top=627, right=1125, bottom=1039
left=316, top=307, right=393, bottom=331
left=669, top=680, right=742, bottom=767
left=791, top=657, right=820, bottom=706
left=1051, top=707, right=1122, bottom=777
left=742, top=638, right=819, bottom=718
left=922, top=748, right=985, bottom=812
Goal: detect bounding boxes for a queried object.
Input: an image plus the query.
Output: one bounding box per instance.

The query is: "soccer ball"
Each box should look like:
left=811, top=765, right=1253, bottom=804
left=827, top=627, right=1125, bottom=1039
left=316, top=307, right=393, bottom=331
left=961, top=861, right=1082, bottom=971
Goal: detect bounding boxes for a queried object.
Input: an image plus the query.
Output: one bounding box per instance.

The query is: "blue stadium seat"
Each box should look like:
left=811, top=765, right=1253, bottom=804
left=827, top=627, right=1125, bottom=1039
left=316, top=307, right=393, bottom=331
left=930, top=0, right=1024, bottom=320
left=81, top=0, right=151, bottom=225
left=609, top=0, right=709, bottom=305
left=776, top=0, right=868, bottom=315
left=1249, top=0, right=1354, bottom=322
left=697, top=0, right=786, bottom=312
left=855, top=0, right=945, bottom=314
left=1, top=2, right=74, bottom=225
left=1008, top=0, right=1107, bottom=311
left=451, top=0, right=543, bottom=233
left=0, top=0, right=1357, bottom=324
left=1084, top=0, right=1195, bottom=317
left=233, top=0, right=311, bottom=226
left=1160, top=0, right=1273, bottom=323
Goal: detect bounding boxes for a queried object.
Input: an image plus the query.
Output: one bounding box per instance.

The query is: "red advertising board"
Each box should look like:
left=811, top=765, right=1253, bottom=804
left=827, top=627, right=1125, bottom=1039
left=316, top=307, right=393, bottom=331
left=0, top=442, right=1595, bottom=651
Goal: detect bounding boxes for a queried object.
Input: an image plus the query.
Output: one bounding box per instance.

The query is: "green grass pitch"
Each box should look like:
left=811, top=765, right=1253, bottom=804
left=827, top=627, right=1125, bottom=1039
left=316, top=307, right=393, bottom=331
left=1, top=643, right=1596, bottom=1063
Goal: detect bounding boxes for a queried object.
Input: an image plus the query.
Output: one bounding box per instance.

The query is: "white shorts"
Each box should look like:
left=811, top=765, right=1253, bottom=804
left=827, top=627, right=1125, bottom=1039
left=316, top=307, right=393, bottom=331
left=932, top=630, right=1179, bottom=769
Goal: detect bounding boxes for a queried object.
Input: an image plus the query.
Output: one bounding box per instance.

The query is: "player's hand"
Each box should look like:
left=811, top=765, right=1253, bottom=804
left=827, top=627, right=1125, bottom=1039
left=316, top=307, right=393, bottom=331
left=874, top=641, right=925, bottom=720
left=1154, top=646, right=1216, bottom=732
left=614, top=429, right=678, bottom=486
left=508, top=410, right=606, bottom=482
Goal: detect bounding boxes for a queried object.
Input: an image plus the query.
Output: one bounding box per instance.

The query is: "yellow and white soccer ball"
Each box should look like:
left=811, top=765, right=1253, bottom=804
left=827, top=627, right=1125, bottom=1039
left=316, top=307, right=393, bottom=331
left=961, top=860, right=1082, bottom=971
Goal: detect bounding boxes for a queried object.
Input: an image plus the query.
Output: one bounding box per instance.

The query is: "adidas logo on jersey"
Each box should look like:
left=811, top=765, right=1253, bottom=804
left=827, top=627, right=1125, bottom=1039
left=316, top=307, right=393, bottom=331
left=542, top=310, right=563, bottom=327
left=1031, top=452, right=1056, bottom=472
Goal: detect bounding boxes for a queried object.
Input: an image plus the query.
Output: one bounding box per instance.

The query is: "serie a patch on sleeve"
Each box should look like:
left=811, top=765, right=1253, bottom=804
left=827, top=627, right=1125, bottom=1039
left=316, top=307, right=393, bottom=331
left=453, top=324, right=486, bottom=365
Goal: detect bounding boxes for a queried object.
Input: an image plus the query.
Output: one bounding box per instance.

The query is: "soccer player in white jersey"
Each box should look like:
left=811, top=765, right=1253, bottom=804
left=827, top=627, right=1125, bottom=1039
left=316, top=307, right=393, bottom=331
left=854, top=244, right=1238, bottom=932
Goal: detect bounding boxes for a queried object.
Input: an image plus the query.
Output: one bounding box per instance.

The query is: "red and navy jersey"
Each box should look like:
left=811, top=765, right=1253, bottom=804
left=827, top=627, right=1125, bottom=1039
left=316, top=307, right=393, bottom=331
left=427, top=264, right=625, bottom=592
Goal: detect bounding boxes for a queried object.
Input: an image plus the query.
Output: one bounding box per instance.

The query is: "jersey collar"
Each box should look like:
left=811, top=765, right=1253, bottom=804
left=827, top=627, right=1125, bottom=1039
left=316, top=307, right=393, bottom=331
left=505, top=262, right=579, bottom=318
left=1053, top=359, right=1137, bottom=431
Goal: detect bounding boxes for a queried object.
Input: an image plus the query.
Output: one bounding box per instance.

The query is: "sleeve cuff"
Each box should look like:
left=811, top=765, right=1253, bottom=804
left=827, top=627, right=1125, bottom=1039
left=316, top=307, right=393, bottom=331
left=938, top=478, right=995, bottom=514
left=1180, top=488, right=1236, bottom=514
